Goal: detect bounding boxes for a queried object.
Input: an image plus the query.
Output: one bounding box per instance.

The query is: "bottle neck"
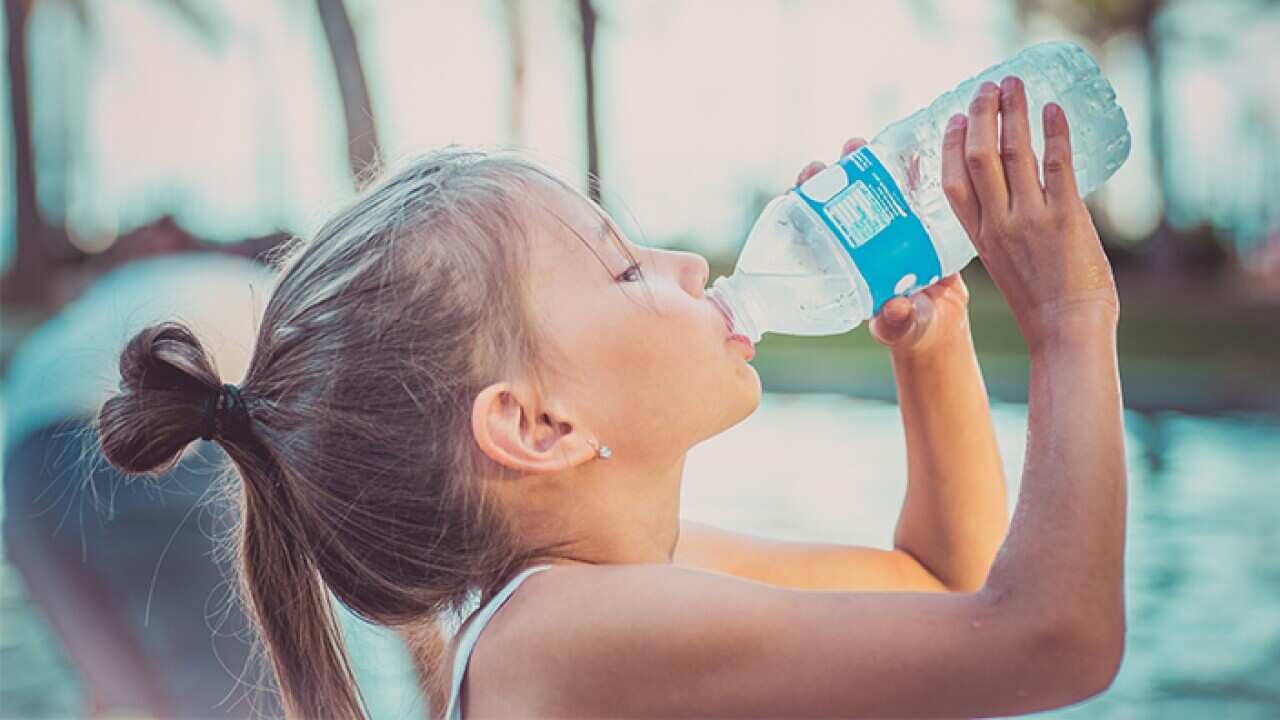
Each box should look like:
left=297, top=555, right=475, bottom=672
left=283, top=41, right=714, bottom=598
left=707, top=274, right=762, bottom=344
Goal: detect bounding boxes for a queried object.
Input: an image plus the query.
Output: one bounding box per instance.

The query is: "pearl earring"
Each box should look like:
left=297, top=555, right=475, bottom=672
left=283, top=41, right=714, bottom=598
left=589, top=439, right=612, bottom=460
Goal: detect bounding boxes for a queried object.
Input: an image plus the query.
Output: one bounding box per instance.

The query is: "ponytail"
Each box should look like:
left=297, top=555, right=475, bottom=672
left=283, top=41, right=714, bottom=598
left=402, top=619, right=451, bottom=718
left=97, top=322, right=368, bottom=719
left=235, top=444, right=367, bottom=719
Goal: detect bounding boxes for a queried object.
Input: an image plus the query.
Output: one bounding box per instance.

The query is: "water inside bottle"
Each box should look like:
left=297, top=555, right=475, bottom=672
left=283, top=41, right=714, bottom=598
left=733, top=270, right=865, bottom=336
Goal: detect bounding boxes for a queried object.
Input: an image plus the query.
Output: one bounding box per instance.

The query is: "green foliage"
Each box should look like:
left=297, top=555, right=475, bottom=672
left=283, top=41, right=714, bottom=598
left=748, top=267, right=1280, bottom=413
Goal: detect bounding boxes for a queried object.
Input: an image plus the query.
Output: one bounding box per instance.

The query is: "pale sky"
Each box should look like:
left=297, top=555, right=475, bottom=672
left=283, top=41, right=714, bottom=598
left=2, top=0, right=1277, bottom=270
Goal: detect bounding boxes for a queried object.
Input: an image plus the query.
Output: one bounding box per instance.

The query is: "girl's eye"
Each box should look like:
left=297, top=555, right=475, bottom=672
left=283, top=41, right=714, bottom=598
left=615, top=263, right=643, bottom=283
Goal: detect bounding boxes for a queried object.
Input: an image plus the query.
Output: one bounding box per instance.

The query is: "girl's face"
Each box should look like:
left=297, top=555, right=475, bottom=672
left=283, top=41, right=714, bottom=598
left=523, top=176, right=760, bottom=462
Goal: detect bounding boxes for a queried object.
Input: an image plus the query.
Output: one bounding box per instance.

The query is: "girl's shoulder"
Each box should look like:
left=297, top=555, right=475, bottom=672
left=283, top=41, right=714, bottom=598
left=464, top=560, right=1046, bottom=718
left=463, top=562, right=756, bottom=715
left=456, top=562, right=592, bottom=715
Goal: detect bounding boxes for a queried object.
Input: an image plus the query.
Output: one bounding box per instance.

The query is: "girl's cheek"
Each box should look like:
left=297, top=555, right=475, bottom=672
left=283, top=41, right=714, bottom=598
left=648, top=283, right=695, bottom=316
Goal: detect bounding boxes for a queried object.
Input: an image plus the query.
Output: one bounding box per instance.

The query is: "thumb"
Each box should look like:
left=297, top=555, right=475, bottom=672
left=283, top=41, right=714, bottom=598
left=870, top=296, right=917, bottom=346
left=873, top=293, right=936, bottom=348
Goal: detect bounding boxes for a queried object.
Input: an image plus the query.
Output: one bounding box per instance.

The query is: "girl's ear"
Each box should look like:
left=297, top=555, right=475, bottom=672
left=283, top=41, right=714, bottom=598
left=471, top=381, right=597, bottom=473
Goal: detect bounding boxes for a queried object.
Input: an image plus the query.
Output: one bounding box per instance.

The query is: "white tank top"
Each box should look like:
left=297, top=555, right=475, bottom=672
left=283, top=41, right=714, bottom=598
left=443, top=565, right=553, bottom=720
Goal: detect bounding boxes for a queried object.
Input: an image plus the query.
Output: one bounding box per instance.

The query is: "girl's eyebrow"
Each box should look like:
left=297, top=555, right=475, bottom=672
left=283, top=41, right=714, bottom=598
left=592, top=211, right=644, bottom=281
left=597, top=215, right=629, bottom=258
left=594, top=215, right=609, bottom=245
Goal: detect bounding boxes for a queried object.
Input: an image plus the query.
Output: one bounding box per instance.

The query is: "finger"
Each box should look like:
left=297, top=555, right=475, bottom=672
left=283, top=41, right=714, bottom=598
left=923, top=272, right=969, bottom=303
left=883, top=293, right=934, bottom=347
left=841, top=137, right=867, bottom=157
left=883, top=296, right=913, bottom=324
left=942, top=272, right=969, bottom=301
left=941, top=113, right=981, bottom=237
left=870, top=297, right=917, bottom=345
left=923, top=277, right=950, bottom=301
left=1042, top=103, right=1080, bottom=204
left=998, top=76, right=1044, bottom=208
left=795, top=161, right=827, bottom=188
left=964, top=81, right=1009, bottom=220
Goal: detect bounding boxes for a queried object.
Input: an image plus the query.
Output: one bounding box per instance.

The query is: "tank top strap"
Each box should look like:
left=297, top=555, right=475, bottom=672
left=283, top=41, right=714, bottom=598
left=444, top=564, right=554, bottom=720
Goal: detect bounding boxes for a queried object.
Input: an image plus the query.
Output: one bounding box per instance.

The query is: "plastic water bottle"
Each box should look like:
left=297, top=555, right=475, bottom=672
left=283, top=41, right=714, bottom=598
left=707, top=41, right=1130, bottom=344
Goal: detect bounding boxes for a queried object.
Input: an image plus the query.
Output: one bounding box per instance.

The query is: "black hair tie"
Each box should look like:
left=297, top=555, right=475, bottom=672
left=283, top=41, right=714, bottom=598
left=200, top=383, right=252, bottom=442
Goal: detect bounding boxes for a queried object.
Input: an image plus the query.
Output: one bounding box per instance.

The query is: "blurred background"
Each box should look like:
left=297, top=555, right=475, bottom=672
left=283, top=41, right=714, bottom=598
left=0, top=0, right=1277, bottom=718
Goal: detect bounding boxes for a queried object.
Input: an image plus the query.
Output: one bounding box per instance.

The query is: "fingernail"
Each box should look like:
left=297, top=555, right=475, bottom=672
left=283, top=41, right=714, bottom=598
left=1000, top=76, right=1019, bottom=97
left=1045, top=102, right=1062, bottom=128
left=948, top=113, right=966, bottom=130
left=981, top=81, right=999, bottom=96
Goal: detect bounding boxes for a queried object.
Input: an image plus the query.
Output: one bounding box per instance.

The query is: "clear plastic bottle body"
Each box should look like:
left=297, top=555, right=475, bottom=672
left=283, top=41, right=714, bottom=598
left=710, top=193, right=870, bottom=341
left=709, top=41, right=1131, bottom=343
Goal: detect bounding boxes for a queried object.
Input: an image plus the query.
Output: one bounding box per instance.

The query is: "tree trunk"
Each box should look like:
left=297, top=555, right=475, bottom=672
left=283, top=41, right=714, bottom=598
left=502, top=0, right=526, bottom=144
left=1137, top=0, right=1180, bottom=276
left=577, top=0, right=600, bottom=202
left=314, top=0, right=381, bottom=182
left=1139, top=0, right=1172, bottom=222
left=3, top=0, right=75, bottom=306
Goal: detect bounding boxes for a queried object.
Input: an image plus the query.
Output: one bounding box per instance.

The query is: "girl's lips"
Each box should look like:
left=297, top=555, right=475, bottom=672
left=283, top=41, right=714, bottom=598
left=709, top=293, right=735, bottom=334
left=708, top=294, right=755, bottom=359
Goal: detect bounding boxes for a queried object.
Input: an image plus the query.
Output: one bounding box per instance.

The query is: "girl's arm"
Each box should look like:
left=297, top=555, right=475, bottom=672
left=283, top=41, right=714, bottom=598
left=804, top=136, right=1010, bottom=592
left=889, top=311, right=1009, bottom=591
left=673, top=315, right=1010, bottom=595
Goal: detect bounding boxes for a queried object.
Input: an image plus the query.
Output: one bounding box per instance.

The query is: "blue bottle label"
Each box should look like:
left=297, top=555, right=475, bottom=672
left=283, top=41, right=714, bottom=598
left=793, top=146, right=942, bottom=315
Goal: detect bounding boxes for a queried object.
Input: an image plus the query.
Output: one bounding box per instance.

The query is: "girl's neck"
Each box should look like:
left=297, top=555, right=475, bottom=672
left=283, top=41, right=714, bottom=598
left=505, top=452, right=688, bottom=567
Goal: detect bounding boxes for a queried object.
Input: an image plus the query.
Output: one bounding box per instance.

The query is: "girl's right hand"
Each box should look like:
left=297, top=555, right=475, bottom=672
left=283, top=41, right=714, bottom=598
left=942, top=76, right=1119, bottom=349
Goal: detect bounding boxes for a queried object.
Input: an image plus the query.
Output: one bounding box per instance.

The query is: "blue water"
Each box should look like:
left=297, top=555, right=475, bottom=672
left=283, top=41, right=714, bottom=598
left=681, top=395, right=1280, bottom=719
left=3, top=394, right=1278, bottom=718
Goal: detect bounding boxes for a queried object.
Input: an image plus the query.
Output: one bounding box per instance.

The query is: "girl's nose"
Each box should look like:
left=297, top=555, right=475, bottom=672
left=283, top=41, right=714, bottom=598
left=669, top=250, right=710, bottom=297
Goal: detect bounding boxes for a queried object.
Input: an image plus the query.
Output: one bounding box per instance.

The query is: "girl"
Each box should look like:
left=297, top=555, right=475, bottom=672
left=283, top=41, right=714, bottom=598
left=97, top=76, right=1126, bottom=718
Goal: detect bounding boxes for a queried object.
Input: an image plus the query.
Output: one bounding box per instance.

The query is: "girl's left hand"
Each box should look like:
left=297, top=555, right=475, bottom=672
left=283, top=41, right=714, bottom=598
left=795, top=137, right=973, bottom=356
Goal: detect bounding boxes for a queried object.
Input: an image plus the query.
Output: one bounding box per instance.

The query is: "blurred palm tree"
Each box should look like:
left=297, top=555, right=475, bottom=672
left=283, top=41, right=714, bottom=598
left=4, top=0, right=77, bottom=307
left=577, top=0, right=600, bottom=202
left=315, top=0, right=380, bottom=182
left=2, top=0, right=380, bottom=307
left=506, top=0, right=600, bottom=199
left=501, top=0, right=526, bottom=144
left=1018, top=0, right=1172, bottom=215
left=1019, top=0, right=1278, bottom=266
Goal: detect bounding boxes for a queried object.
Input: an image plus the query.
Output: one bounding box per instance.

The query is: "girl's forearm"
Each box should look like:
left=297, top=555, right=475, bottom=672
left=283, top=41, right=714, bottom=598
left=890, top=328, right=1009, bottom=591
left=984, top=313, right=1127, bottom=649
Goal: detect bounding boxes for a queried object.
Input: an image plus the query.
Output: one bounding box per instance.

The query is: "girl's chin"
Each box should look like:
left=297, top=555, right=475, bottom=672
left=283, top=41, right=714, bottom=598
left=728, top=368, right=763, bottom=422
left=741, top=361, right=762, bottom=395
left=689, top=364, right=760, bottom=443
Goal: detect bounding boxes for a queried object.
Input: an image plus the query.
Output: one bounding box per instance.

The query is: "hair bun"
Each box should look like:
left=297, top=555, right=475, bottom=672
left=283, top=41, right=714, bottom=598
left=97, top=321, right=224, bottom=475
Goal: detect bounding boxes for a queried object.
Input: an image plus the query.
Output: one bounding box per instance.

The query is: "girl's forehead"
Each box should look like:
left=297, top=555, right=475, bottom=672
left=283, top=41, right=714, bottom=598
left=525, top=176, right=620, bottom=259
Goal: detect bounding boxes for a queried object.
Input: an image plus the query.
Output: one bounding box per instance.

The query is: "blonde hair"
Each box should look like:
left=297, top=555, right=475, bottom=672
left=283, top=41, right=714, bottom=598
left=96, top=147, right=632, bottom=718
